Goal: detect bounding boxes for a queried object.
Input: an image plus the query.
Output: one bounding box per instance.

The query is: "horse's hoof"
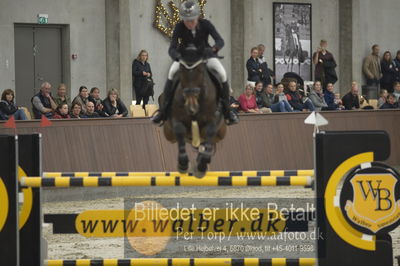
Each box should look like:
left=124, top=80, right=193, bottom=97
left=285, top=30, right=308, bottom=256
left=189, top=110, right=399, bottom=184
left=190, top=162, right=206, bottom=178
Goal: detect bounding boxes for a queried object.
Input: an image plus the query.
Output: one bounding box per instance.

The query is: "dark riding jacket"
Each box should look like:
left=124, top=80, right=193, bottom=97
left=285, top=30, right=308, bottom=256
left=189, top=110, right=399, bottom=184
left=168, top=19, right=224, bottom=61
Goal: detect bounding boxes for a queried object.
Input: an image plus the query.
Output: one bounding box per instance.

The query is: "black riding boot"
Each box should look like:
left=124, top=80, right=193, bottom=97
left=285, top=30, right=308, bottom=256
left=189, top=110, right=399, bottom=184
left=151, top=79, right=174, bottom=125
left=221, top=82, right=239, bottom=125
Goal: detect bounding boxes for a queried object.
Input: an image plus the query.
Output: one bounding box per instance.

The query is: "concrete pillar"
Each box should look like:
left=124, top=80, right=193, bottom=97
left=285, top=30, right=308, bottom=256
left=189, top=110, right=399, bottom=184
left=339, top=0, right=353, bottom=95
left=105, top=0, right=132, bottom=109
left=230, top=0, right=245, bottom=97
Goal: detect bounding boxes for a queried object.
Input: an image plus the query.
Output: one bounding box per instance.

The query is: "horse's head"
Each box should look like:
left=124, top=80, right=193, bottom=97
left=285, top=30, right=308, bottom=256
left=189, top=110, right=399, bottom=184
left=179, top=46, right=207, bottom=116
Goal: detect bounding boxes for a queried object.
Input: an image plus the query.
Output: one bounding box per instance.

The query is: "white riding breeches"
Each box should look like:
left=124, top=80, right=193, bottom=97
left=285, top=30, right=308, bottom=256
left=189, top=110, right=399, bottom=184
left=168, top=58, right=227, bottom=83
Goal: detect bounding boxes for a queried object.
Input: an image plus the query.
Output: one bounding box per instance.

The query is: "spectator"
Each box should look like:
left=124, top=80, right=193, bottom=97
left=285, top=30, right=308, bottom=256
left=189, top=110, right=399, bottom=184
left=246, top=47, right=262, bottom=86
left=324, top=83, right=342, bottom=110
left=380, top=51, right=396, bottom=92
left=378, top=89, right=389, bottom=108
left=285, top=81, right=315, bottom=112
left=238, top=84, right=261, bottom=113
left=88, top=87, right=106, bottom=117
left=72, top=86, right=89, bottom=114
left=52, top=103, right=70, bottom=119
left=380, top=94, right=399, bottom=109
left=393, top=82, right=400, bottom=101
left=82, top=101, right=100, bottom=118
left=254, top=82, right=271, bottom=113
left=31, top=82, right=57, bottom=119
left=362, top=44, right=381, bottom=87
left=70, top=102, right=82, bottom=119
left=273, top=83, right=293, bottom=112
left=0, top=89, right=27, bottom=120
left=103, top=88, right=128, bottom=118
left=229, top=96, right=240, bottom=115
left=309, top=81, right=328, bottom=111
left=257, top=44, right=273, bottom=86
left=133, top=50, right=152, bottom=107
left=342, top=82, right=360, bottom=110
left=312, top=40, right=337, bottom=88
left=53, top=84, right=70, bottom=107
left=394, top=50, right=400, bottom=82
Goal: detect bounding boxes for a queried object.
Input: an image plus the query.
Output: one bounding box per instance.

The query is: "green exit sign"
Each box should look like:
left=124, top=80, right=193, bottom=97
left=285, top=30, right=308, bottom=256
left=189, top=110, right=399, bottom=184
left=38, top=14, right=48, bottom=24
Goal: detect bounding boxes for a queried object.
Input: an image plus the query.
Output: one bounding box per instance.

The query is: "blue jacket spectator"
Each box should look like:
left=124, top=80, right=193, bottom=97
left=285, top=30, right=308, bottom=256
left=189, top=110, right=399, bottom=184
left=285, top=81, right=315, bottom=111
left=246, top=47, right=262, bottom=84
left=31, top=82, right=57, bottom=119
left=380, top=94, right=399, bottom=109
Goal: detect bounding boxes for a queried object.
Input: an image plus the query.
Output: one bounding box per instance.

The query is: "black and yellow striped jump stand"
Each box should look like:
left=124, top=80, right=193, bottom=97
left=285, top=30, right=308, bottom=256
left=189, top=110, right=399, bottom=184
left=0, top=132, right=397, bottom=266
left=45, top=258, right=316, bottom=266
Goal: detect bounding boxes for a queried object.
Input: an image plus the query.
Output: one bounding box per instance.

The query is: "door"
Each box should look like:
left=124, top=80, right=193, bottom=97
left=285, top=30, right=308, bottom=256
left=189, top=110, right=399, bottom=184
left=14, top=25, right=63, bottom=109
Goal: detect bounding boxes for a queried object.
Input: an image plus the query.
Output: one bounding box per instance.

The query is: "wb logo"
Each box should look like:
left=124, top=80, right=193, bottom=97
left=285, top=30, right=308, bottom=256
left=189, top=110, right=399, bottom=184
left=357, top=180, right=392, bottom=211
left=344, top=173, right=400, bottom=233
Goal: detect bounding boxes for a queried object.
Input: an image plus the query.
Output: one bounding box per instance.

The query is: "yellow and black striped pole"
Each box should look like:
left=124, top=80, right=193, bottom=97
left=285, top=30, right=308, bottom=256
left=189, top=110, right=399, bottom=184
left=43, top=169, right=314, bottom=178
left=46, top=258, right=316, bottom=266
left=21, top=175, right=314, bottom=188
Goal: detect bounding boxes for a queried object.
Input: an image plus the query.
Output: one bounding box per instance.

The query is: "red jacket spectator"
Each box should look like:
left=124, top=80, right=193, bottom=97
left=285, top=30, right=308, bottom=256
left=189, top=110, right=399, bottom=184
left=238, top=85, right=259, bottom=113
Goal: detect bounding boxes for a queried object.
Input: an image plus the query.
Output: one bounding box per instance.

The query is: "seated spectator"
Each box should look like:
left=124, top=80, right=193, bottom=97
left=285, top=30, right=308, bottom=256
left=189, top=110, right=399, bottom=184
left=103, top=88, right=128, bottom=118
left=272, top=83, right=293, bottom=112
left=238, top=84, right=261, bottom=113
left=52, top=103, right=70, bottom=119
left=229, top=96, right=240, bottom=115
left=254, top=82, right=271, bottom=113
left=70, top=102, right=82, bottom=119
left=309, top=81, right=328, bottom=112
left=82, top=101, right=100, bottom=118
left=72, top=86, right=89, bottom=114
left=378, top=89, right=388, bottom=108
left=324, top=83, right=342, bottom=110
left=380, top=94, right=399, bottom=109
left=53, top=84, right=70, bottom=107
left=88, top=87, right=106, bottom=117
left=285, top=81, right=315, bottom=112
left=393, top=82, right=400, bottom=101
left=341, top=82, right=360, bottom=110
left=0, top=89, right=27, bottom=120
left=31, top=82, right=57, bottom=119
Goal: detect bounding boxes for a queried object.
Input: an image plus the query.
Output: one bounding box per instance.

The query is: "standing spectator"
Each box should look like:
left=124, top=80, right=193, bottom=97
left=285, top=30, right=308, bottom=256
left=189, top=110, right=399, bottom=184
left=285, top=81, right=315, bottom=112
left=378, top=89, right=389, bottom=108
left=0, top=89, right=27, bottom=120
left=238, top=84, right=261, bottom=113
left=363, top=44, right=381, bottom=87
left=72, top=86, right=89, bottom=114
left=324, top=83, right=343, bottom=110
left=70, top=102, right=82, bottom=119
left=88, top=87, right=106, bottom=117
left=246, top=47, right=262, bottom=86
left=380, top=51, right=396, bottom=92
left=393, top=82, right=400, bottom=101
left=31, top=82, right=57, bottom=119
left=394, top=50, right=400, bottom=82
left=380, top=94, right=399, bottom=109
left=82, top=102, right=100, bottom=118
left=257, top=44, right=273, bottom=86
left=132, top=50, right=152, bottom=106
left=53, top=84, right=70, bottom=107
left=342, top=82, right=360, bottom=110
left=52, top=103, right=70, bottom=119
left=309, top=81, right=328, bottom=111
left=103, top=88, right=128, bottom=118
left=312, top=40, right=337, bottom=88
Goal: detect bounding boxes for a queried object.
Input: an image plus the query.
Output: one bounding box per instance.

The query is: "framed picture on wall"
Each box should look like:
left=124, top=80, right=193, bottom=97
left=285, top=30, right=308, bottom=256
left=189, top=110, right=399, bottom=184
left=273, top=2, right=312, bottom=84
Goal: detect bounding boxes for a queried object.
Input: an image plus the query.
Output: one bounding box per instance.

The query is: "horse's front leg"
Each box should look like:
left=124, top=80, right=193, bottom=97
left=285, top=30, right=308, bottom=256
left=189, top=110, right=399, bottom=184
left=173, top=120, right=189, bottom=173
left=193, top=121, right=217, bottom=178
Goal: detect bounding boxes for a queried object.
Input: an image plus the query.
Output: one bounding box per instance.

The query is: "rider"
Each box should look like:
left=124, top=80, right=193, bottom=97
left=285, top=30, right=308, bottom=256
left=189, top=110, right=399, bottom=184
left=151, top=0, right=239, bottom=125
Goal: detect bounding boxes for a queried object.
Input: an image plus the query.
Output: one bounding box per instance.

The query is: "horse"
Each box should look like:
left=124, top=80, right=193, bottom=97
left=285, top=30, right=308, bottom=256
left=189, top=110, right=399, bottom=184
left=283, top=24, right=304, bottom=75
left=162, top=47, right=227, bottom=178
